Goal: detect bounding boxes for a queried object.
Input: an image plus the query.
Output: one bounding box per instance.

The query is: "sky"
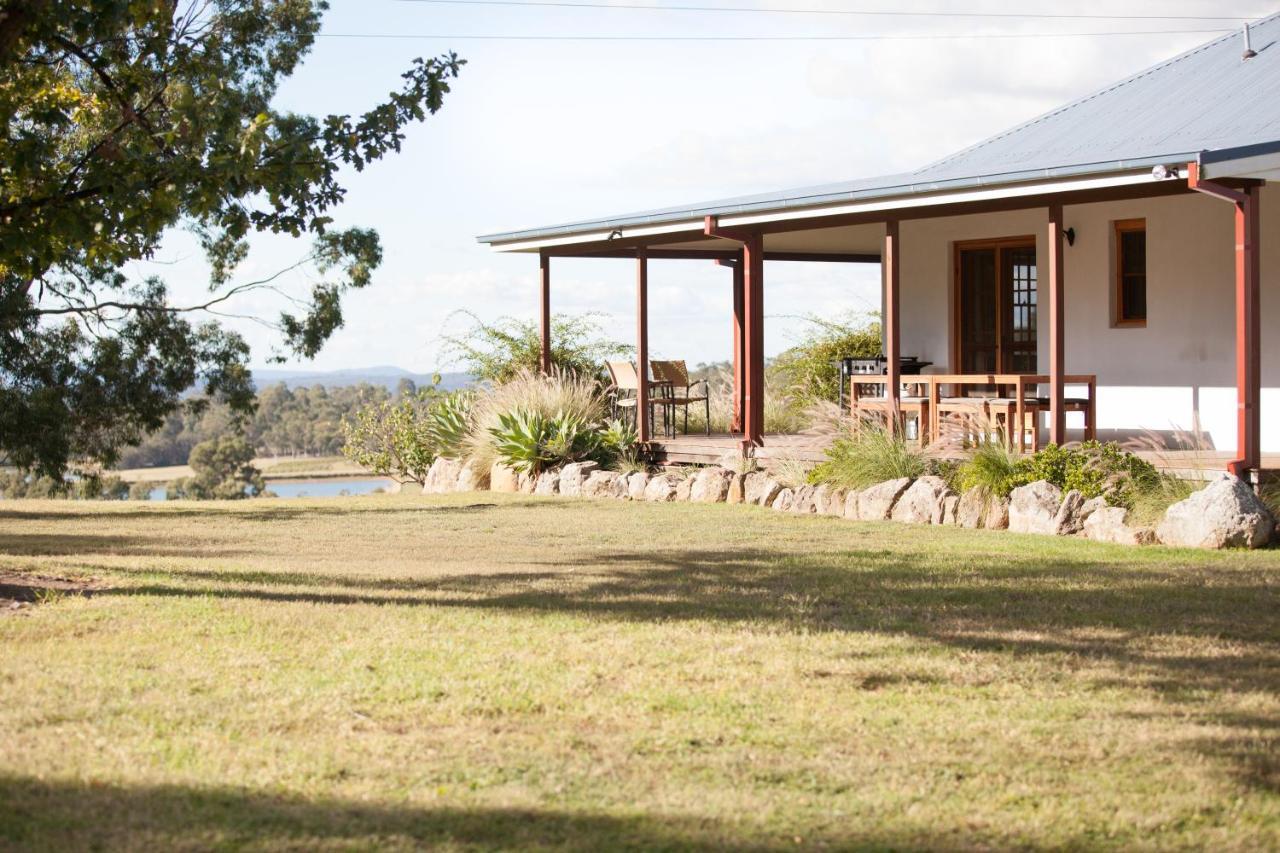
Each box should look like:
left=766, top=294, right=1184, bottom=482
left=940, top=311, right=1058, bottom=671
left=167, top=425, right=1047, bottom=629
left=137, top=1, right=1271, bottom=374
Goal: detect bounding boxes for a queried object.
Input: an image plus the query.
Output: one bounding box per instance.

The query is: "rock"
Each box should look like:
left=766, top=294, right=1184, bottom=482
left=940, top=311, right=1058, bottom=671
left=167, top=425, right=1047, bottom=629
left=956, top=490, right=986, bottom=529
left=690, top=467, right=732, bottom=503
left=610, top=473, right=632, bottom=499
left=423, top=457, right=463, bottom=494
left=1008, top=480, right=1063, bottom=535
left=843, top=490, right=861, bottom=520
left=455, top=461, right=488, bottom=493
left=810, top=484, right=830, bottom=514
left=822, top=487, right=847, bottom=517
left=1156, top=474, right=1275, bottom=549
left=581, top=470, right=621, bottom=499
left=743, top=472, right=781, bottom=507
left=1080, top=496, right=1107, bottom=522
left=627, top=472, right=650, bottom=501
left=791, top=484, right=817, bottom=513
left=674, top=475, right=694, bottom=502
left=985, top=495, right=1010, bottom=530
left=858, top=478, right=912, bottom=521
left=891, top=476, right=954, bottom=525
left=1054, top=489, right=1086, bottom=535
left=534, top=469, right=561, bottom=496
left=942, top=494, right=960, bottom=525
left=726, top=473, right=746, bottom=505
left=644, top=473, right=681, bottom=502
left=490, top=463, right=519, bottom=494
left=771, top=488, right=795, bottom=512
left=1084, top=506, right=1154, bottom=545
left=517, top=471, right=537, bottom=494
left=558, top=461, right=600, bottom=497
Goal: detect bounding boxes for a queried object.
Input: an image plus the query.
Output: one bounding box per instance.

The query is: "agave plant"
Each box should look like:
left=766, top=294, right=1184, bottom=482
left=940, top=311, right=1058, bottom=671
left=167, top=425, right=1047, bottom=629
left=488, top=408, right=610, bottom=475
left=427, top=390, right=473, bottom=459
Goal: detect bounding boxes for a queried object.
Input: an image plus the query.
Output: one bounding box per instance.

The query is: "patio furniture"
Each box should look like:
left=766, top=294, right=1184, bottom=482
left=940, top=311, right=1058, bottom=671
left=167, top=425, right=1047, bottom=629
left=605, top=361, right=672, bottom=435
left=836, top=355, right=933, bottom=411
left=927, top=374, right=1096, bottom=452
left=650, top=360, right=710, bottom=436
left=848, top=375, right=933, bottom=443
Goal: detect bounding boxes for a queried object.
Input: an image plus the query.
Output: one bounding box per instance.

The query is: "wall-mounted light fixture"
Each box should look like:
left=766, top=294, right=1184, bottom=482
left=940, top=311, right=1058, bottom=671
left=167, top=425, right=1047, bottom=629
left=608, top=228, right=623, bottom=240
left=1151, top=164, right=1182, bottom=181
left=1064, top=227, right=1076, bottom=247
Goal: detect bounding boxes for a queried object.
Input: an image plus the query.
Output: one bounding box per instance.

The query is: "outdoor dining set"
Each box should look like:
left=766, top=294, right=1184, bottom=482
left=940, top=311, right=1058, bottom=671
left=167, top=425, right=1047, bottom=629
left=846, top=357, right=1097, bottom=452
left=605, top=360, right=712, bottom=438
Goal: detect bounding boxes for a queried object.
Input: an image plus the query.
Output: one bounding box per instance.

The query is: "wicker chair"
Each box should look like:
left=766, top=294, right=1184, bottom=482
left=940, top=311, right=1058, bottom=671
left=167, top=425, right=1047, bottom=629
left=605, top=360, right=670, bottom=434
left=650, top=360, right=710, bottom=436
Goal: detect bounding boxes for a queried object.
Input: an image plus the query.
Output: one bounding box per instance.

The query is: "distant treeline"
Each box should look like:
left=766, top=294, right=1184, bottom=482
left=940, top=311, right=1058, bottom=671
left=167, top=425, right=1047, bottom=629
left=115, top=380, right=426, bottom=469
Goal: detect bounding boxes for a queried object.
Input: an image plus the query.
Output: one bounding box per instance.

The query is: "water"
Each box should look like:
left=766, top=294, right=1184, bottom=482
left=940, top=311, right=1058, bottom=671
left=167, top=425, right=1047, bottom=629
left=147, top=477, right=395, bottom=501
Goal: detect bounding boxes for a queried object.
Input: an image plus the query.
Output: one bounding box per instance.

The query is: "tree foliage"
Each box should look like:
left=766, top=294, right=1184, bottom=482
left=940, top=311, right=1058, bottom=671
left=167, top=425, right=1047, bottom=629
left=770, top=312, right=882, bottom=410
left=168, top=434, right=263, bottom=499
left=340, top=386, right=472, bottom=485
left=439, top=311, right=631, bottom=384
left=0, top=1, right=463, bottom=478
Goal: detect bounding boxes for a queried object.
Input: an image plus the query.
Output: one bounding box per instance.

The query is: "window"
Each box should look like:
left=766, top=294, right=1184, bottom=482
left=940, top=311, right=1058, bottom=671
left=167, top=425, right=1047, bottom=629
left=1114, top=219, right=1147, bottom=326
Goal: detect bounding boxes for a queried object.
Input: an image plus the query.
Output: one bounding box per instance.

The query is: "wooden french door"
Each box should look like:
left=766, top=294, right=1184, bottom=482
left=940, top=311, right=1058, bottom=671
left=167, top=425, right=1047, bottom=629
left=955, top=238, right=1038, bottom=374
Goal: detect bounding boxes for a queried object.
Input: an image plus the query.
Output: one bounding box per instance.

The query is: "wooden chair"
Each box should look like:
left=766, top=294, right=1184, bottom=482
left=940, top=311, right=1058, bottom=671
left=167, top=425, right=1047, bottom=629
left=605, top=360, right=670, bottom=435
left=849, top=376, right=932, bottom=443
left=650, top=360, right=710, bottom=436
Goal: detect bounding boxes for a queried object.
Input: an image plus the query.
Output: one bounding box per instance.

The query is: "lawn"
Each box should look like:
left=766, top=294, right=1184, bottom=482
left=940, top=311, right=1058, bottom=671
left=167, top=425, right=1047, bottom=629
left=1, top=493, right=1278, bottom=850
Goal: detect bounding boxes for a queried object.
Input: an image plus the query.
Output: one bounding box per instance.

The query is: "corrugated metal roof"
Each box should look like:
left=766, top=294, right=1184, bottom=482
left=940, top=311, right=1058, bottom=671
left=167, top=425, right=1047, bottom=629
left=479, top=13, right=1280, bottom=246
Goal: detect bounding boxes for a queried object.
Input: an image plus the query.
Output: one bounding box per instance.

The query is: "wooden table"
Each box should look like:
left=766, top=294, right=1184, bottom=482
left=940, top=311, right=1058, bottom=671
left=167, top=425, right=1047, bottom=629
left=849, top=374, right=1096, bottom=450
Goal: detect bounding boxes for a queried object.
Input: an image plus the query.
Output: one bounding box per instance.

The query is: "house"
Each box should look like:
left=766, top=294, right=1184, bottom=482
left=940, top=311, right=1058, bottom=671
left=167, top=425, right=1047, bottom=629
left=478, top=15, right=1280, bottom=480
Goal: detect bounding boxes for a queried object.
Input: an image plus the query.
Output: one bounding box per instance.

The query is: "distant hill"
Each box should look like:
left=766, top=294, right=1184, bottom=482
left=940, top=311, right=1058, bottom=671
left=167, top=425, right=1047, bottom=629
left=251, top=366, right=474, bottom=392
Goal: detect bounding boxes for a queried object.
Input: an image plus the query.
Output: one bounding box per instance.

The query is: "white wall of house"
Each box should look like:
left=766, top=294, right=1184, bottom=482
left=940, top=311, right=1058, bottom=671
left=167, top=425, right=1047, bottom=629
left=895, top=184, right=1278, bottom=453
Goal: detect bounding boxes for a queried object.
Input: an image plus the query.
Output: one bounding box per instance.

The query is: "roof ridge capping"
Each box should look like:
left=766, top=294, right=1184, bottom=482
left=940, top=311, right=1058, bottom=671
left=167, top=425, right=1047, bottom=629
left=915, top=11, right=1280, bottom=176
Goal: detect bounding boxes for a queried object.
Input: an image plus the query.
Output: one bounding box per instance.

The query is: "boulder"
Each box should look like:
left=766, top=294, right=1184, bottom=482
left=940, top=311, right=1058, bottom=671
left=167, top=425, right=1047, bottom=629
left=581, top=470, right=621, bottom=499
left=423, top=457, right=463, bottom=494
left=743, top=473, right=780, bottom=507
left=1080, top=496, right=1107, bottom=523
left=956, top=490, right=986, bottom=529
left=675, top=475, right=694, bottom=502
left=1084, top=506, right=1154, bottom=546
left=489, top=463, right=520, bottom=494
left=985, top=495, right=1010, bottom=530
left=1054, top=489, right=1087, bottom=535
left=810, top=484, right=831, bottom=514
left=610, top=473, right=632, bottom=499
left=771, top=488, right=795, bottom=512
left=842, top=490, right=862, bottom=520
left=1156, top=474, right=1275, bottom=549
left=534, top=469, right=561, bottom=496
left=858, top=478, right=912, bottom=521
left=942, top=494, right=960, bottom=525
left=558, top=461, right=600, bottom=497
left=891, top=476, right=954, bottom=525
left=726, top=473, right=747, bottom=505
left=822, top=487, right=847, bottom=517
left=627, top=472, right=650, bottom=501
left=455, top=461, right=488, bottom=493
left=644, top=473, right=681, bottom=502
left=791, top=484, right=817, bottom=514
left=517, top=471, right=537, bottom=494
left=1008, top=480, right=1063, bottom=535
left=690, top=467, right=732, bottom=503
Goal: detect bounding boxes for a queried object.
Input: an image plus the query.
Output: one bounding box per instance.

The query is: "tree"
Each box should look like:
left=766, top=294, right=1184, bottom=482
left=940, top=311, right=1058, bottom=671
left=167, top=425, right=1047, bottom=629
left=341, top=387, right=471, bottom=485
left=0, top=1, right=464, bottom=478
left=770, top=313, right=882, bottom=409
left=169, top=434, right=263, bottom=499
left=439, top=311, right=631, bottom=384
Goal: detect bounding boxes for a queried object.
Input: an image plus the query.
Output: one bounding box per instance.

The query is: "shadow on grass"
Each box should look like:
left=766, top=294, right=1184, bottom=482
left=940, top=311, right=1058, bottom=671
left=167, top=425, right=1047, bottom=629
left=0, top=499, right=545, bottom=526
left=0, top=775, right=812, bottom=851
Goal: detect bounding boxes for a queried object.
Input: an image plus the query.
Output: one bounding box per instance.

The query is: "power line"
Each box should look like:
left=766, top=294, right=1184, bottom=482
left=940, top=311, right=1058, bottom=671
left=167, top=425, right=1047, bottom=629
left=393, top=0, right=1259, bottom=22
left=318, top=28, right=1235, bottom=41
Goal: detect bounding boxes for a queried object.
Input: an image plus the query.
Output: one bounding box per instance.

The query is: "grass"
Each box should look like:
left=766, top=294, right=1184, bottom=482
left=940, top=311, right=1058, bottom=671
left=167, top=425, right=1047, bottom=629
left=1, top=494, right=1278, bottom=850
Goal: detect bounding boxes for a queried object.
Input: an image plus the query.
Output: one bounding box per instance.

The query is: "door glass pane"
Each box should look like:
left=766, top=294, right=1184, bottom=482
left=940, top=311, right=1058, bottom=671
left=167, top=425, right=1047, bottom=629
left=1004, top=246, right=1037, bottom=373
left=959, top=249, right=997, bottom=374
left=1120, top=229, right=1146, bottom=321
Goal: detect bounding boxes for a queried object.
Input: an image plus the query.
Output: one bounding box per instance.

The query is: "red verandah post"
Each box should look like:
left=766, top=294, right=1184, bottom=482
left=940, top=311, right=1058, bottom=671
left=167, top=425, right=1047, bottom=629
left=1047, top=203, right=1066, bottom=445
left=538, top=249, right=551, bottom=374
left=1189, top=162, right=1262, bottom=478
left=636, top=248, right=650, bottom=444
left=883, top=220, right=901, bottom=433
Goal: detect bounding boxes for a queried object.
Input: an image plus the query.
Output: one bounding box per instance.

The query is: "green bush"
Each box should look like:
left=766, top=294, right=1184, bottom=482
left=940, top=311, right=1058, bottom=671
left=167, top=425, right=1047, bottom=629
left=956, top=441, right=1023, bottom=498
left=440, top=311, right=631, bottom=384
left=168, top=435, right=264, bottom=500
left=464, top=369, right=607, bottom=472
left=128, top=480, right=156, bottom=501
left=808, top=422, right=929, bottom=490
left=1009, top=441, right=1160, bottom=508
left=771, top=313, right=881, bottom=410
left=488, top=409, right=610, bottom=475
left=341, top=387, right=472, bottom=485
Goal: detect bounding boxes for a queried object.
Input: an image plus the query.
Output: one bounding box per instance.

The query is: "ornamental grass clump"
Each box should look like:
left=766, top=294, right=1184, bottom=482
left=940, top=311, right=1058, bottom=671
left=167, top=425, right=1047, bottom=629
left=464, top=368, right=606, bottom=471
left=807, top=417, right=930, bottom=490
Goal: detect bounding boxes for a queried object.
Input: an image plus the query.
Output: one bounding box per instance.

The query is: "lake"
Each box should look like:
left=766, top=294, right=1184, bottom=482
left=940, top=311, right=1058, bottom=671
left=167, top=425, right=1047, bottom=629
left=147, top=477, right=397, bottom=501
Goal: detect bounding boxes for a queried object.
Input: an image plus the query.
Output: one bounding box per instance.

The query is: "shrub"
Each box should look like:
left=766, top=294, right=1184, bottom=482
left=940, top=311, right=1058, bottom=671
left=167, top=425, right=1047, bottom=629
left=465, top=369, right=606, bottom=471
left=128, top=480, right=156, bottom=501
left=440, top=311, right=631, bottom=384
left=956, top=441, right=1025, bottom=499
left=169, top=435, right=264, bottom=500
left=807, top=419, right=929, bottom=490
left=771, top=312, right=881, bottom=410
left=341, top=387, right=472, bottom=485
left=488, top=409, right=619, bottom=475
left=1011, top=441, right=1160, bottom=508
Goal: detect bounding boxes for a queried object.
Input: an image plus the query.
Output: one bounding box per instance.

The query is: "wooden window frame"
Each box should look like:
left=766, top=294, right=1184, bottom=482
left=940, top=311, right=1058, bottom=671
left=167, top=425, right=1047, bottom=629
left=950, top=235, right=1037, bottom=374
left=1113, top=218, right=1147, bottom=328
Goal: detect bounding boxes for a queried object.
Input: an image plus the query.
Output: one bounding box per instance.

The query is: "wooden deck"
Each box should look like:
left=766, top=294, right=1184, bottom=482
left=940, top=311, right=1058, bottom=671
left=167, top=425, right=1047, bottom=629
left=647, top=432, right=1279, bottom=478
